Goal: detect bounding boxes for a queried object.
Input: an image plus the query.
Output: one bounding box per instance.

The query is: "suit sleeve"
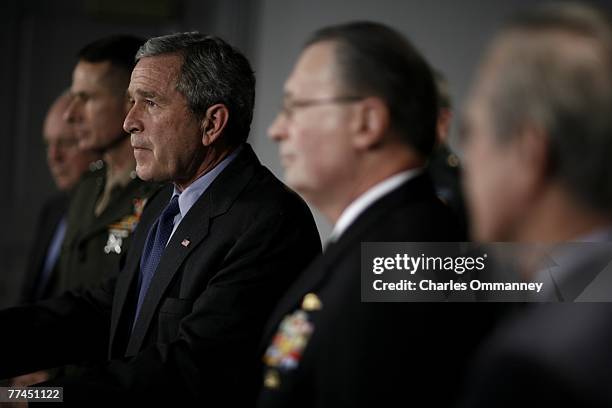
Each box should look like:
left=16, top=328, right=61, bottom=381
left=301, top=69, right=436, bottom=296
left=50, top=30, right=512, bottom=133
left=41, top=199, right=321, bottom=404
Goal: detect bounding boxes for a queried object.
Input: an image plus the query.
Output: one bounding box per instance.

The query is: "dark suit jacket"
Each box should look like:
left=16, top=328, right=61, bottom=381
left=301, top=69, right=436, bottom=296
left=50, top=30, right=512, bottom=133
left=459, top=305, right=612, bottom=408
left=0, top=144, right=321, bottom=405
left=459, top=243, right=612, bottom=408
left=20, top=193, right=69, bottom=303
left=257, top=173, right=502, bottom=408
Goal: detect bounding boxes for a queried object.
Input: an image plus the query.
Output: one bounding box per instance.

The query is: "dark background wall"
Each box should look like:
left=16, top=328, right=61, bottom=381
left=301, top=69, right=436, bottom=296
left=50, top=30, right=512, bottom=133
left=1, top=0, right=608, bottom=306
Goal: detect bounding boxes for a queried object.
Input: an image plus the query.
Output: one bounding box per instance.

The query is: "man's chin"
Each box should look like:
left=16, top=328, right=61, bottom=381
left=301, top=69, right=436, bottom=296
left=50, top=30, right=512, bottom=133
left=135, top=166, right=169, bottom=183
left=135, top=167, right=152, bottom=181
left=55, top=179, right=74, bottom=192
left=284, top=174, right=308, bottom=196
left=77, top=134, right=92, bottom=146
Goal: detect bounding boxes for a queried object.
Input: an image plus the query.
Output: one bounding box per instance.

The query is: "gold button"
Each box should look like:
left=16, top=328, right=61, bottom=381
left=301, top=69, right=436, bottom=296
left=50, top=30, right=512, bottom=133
left=264, top=369, right=280, bottom=389
left=447, top=153, right=460, bottom=168
left=302, top=293, right=322, bottom=311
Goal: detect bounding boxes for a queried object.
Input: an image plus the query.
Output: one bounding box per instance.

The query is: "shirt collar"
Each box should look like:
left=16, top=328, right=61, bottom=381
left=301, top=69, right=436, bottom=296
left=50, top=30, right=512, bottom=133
left=328, top=168, right=422, bottom=243
left=171, top=145, right=243, bottom=218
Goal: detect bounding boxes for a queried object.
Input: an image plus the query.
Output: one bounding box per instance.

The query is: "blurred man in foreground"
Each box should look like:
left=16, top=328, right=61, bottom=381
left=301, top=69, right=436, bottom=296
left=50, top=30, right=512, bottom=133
left=258, top=21, right=497, bottom=408
left=460, top=4, right=612, bottom=407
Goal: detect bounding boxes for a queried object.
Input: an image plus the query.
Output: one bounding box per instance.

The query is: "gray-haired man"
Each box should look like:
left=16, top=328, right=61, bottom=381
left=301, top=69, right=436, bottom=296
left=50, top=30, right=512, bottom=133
left=460, top=4, right=612, bottom=407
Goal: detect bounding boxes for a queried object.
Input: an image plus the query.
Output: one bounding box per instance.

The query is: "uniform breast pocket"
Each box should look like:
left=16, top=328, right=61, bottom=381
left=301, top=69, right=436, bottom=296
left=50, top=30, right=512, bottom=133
left=157, top=297, right=194, bottom=342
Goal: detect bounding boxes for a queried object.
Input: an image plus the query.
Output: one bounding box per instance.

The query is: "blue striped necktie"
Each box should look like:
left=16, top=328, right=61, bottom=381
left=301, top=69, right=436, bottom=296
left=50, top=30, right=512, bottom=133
left=133, top=195, right=180, bottom=326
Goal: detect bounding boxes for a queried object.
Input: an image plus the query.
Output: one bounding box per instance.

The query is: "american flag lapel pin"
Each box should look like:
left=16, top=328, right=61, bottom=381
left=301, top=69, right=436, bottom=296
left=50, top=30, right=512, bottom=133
left=181, top=239, right=191, bottom=247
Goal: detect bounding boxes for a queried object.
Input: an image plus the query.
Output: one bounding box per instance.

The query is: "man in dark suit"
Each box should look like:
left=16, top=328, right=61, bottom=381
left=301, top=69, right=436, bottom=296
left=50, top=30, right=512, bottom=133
left=21, top=91, right=99, bottom=303
left=458, top=4, right=612, bottom=407
left=258, top=22, right=499, bottom=407
left=0, top=32, right=320, bottom=404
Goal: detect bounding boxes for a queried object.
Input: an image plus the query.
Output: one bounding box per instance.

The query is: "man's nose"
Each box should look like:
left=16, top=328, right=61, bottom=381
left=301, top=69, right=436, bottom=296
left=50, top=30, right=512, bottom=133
left=47, top=143, right=62, bottom=163
left=123, top=104, right=143, bottom=134
left=268, top=113, right=288, bottom=142
left=63, top=98, right=80, bottom=123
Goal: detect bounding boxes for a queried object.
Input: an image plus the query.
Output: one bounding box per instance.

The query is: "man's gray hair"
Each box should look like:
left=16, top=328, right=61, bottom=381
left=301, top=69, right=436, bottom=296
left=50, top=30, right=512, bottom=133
left=489, top=3, right=612, bottom=212
left=305, top=22, right=438, bottom=157
left=136, top=32, right=255, bottom=144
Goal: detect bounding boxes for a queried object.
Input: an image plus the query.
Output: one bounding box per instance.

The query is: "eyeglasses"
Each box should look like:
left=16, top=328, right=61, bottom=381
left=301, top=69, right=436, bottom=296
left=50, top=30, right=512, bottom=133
left=280, top=95, right=364, bottom=120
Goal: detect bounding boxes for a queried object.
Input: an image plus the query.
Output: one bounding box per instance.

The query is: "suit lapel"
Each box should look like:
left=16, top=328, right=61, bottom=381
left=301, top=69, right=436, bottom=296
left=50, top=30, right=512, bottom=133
left=258, top=242, right=344, bottom=346
left=108, top=186, right=168, bottom=356
left=123, top=144, right=261, bottom=356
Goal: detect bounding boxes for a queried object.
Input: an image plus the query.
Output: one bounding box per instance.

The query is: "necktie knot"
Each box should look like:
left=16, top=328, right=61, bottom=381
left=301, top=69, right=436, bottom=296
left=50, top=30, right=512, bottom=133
left=160, top=195, right=180, bottom=224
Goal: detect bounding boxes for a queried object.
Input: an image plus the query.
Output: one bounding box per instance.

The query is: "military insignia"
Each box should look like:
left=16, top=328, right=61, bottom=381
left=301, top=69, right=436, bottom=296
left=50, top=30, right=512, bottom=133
left=104, top=198, right=148, bottom=255
left=104, top=228, right=129, bottom=254
left=263, top=369, right=281, bottom=389
left=263, top=310, right=314, bottom=371
left=89, top=159, right=104, bottom=172
left=302, top=293, right=322, bottom=311
left=447, top=152, right=460, bottom=168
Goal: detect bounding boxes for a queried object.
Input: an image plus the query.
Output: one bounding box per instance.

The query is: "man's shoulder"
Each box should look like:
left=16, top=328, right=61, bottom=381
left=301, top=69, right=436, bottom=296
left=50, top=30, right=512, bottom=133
left=246, top=164, right=304, bottom=203
left=218, top=164, right=313, bottom=232
left=347, top=172, right=464, bottom=242
left=216, top=145, right=311, bottom=215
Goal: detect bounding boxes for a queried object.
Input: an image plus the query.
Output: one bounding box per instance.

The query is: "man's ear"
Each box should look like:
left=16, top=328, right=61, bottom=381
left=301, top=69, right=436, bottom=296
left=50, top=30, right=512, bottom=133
left=351, top=97, right=390, bottom=150
left=513, top=123, right=550, bottom=199
left=201, top=104, right=229, bottom=146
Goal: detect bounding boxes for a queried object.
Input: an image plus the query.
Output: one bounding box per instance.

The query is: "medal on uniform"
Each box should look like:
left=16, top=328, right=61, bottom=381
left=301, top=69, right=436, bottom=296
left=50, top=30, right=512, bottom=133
left=103, top=197, right=148, bottom=254
left=263, top=308, right=314, bottom=371
left=104, top=228, right=129, bottom=254
left=301, top=292, right=322, bottom=311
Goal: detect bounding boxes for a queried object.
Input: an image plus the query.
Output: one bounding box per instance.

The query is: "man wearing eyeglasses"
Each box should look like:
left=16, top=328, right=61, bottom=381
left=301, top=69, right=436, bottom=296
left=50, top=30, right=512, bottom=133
left=257, top=22, right=495, bottom=407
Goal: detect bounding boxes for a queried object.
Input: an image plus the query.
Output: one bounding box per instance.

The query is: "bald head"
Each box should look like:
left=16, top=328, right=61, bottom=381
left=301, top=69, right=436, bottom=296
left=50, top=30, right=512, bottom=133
left=44, top=91, right=99, bottom=191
